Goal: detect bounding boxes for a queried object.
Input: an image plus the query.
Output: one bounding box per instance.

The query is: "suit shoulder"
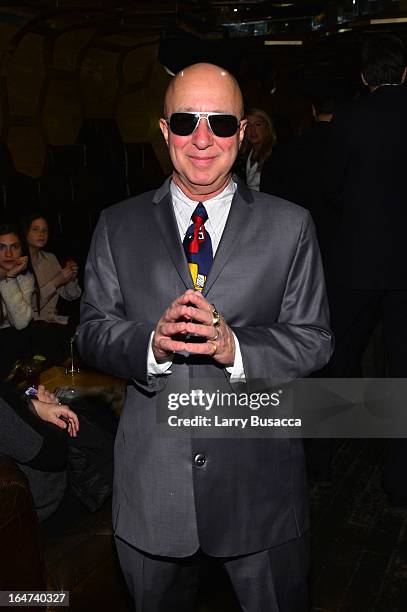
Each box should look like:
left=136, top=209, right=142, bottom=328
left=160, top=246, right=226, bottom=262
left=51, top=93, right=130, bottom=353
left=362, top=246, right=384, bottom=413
left=335, top=87, right=407, bottom=121
left=252, top=190, right=311, bottom=224
left=102, top=189, right=156, bottom=223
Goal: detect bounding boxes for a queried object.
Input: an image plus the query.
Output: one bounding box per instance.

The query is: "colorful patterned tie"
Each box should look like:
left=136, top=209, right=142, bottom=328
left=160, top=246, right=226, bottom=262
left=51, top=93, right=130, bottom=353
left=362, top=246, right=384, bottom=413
left=183, top=202, right=213, bottom=291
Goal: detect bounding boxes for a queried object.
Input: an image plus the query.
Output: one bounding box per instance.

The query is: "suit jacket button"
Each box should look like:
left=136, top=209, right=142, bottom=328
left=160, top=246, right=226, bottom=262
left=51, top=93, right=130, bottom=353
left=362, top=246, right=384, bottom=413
left=194, top=453, right=206, bottom=467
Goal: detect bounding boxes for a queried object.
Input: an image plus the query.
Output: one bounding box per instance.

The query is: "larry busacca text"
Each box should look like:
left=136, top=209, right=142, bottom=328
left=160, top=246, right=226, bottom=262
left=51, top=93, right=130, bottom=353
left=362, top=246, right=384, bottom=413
left=165, top=389, right=301, bottom=431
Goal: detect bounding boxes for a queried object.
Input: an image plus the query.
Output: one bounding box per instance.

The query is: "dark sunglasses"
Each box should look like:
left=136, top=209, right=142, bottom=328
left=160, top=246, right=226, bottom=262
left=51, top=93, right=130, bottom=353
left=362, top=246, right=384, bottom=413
left=166, top=112, right=240, bottom=137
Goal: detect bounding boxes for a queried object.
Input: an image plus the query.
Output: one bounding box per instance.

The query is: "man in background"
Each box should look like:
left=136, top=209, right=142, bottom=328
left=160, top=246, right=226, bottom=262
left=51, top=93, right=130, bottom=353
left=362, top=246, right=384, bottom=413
left=261, top=93, right=338, bottom=264
left=322, top=35, right=407, bottom=502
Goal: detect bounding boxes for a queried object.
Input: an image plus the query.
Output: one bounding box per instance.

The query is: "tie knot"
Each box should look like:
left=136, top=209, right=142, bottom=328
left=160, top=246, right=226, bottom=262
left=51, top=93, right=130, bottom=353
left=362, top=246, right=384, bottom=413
left=191, top=202, right=208, bottom=225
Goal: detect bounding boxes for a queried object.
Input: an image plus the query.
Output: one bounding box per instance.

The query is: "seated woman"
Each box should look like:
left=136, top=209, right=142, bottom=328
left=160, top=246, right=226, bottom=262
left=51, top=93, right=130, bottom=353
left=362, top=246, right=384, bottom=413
left=23, top=213, right=81, bottom=324
left=234, top=108, right=277, bottom=191
left=0, top=223, right=34, bottom=379
left=0, top=382, right=79, bottom=521
left=23, top=213, right=81, bottom=364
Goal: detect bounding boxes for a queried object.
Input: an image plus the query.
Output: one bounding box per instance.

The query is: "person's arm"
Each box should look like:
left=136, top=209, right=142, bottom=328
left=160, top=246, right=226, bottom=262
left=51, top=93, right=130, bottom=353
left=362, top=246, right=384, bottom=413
left=31, top=385, right=79, bottom=437
left=233, top=210, right=332, bottom=381
left=225, top=333, right=245, bottom=382
left=0, top=396, right=43, bottom=463
left=76, top=213, right=159, bottom=390
left=38, top=253, right=79, bottom=307
left=0, top=273, right=34, bottom=329
left=55, top=255, right=81, bottom=301
left=0, top=383, right=78, bottom=472
left=58, top=277, right=81, bottom=301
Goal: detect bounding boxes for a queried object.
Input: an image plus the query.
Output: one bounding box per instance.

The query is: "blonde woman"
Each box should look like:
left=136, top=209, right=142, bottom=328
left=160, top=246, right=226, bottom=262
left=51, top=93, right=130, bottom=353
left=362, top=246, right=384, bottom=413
left=236, top=108, right=277, bottom=190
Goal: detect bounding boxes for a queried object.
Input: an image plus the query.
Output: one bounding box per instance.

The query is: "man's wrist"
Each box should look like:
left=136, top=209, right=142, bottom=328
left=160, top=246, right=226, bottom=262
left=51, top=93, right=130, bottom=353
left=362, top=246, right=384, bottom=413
left=226, top=331, right=246, bottom=382
left=148, top=331, right=173, bottom=376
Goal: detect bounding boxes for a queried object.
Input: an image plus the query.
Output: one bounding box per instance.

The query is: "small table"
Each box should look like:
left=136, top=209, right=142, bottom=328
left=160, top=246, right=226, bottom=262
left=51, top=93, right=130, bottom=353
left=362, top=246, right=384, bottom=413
left=40, top=366, right=125, bottom=416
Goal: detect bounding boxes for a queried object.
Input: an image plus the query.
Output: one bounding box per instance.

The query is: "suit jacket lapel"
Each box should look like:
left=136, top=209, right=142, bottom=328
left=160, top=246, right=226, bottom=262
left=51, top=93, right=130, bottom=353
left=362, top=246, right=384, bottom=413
left=152, top=180, right=195, bottom=290
left=203, top=183, right=253, bottom=296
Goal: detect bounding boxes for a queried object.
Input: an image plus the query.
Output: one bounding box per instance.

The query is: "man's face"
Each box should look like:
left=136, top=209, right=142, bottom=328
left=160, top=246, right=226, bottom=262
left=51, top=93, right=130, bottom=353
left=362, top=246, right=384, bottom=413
left=0, top=233, right=22, bottom=272
left=160, top=68, right=246, bottom=199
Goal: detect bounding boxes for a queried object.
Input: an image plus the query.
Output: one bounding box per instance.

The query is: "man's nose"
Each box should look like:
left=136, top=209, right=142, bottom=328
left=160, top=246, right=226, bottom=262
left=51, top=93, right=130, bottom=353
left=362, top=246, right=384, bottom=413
left=191, top=117, right=213, bottom=148
left=4, top=247, right=13, bottom=257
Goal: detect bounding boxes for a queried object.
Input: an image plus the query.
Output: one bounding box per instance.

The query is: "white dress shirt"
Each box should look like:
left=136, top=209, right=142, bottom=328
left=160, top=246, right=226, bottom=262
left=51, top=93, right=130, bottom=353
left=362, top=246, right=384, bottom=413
left=147, top=179, right=245, bottom=382
left=245, top=149, right=261, bottom=191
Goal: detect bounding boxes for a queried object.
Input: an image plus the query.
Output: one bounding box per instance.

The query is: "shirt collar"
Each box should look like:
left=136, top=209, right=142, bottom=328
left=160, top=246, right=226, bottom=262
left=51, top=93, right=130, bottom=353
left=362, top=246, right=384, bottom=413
left=170, top=179, right=236, bottom=221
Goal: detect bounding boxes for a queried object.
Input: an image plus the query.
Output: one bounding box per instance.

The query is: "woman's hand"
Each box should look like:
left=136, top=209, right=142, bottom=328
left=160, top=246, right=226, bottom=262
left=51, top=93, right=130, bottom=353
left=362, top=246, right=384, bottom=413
left=5, top=256, right=28, bottom=278
left=32, top=384, right=79, bottom=437
left=68, top=260, right=79, bottom=280
left=53, top=261, right=78, bottom=287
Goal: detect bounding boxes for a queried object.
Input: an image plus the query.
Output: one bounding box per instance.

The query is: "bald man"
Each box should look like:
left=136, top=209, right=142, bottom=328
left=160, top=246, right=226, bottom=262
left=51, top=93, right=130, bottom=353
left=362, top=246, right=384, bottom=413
left=77, top=63, right=332, bottom=611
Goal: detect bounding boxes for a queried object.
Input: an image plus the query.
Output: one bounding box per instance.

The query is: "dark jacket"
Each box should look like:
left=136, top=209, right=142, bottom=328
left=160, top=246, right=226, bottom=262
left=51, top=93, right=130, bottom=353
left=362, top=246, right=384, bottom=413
left=260, top=121, right=338, bottom=263
left=322, top=86, right=407, bottom=289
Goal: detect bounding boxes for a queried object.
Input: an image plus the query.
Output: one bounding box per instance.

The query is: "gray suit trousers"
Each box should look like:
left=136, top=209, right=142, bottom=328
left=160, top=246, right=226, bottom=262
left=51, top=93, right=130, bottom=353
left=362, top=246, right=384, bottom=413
left=115, top=533, right=310, bottom=612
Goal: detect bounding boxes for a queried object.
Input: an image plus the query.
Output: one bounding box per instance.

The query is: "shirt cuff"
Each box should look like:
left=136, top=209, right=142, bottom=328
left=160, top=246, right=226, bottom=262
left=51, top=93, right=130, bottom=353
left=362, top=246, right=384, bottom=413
left=147, top=331, right=173, bottom=376
left=226, top=332, right=246, bottom=382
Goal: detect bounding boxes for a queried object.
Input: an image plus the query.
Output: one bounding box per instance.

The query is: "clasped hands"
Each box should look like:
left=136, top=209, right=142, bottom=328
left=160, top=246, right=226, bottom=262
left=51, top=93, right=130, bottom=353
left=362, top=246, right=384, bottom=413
left=153, top=289, right=235, bottom=367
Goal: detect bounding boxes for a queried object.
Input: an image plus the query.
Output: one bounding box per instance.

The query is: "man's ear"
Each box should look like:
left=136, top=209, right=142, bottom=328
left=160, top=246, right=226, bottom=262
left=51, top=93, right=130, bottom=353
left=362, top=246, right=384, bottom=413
left=238, top=119, right=247, bottom=146
left=361, top=72, right=369, bottom=87
left=159, top=118, right=169, bottom=146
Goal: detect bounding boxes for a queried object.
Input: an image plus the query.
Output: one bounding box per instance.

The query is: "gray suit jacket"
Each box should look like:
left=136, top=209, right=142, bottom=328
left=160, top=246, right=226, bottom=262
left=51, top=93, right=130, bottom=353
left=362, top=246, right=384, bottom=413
left=77, top=178, right=332, bottom=557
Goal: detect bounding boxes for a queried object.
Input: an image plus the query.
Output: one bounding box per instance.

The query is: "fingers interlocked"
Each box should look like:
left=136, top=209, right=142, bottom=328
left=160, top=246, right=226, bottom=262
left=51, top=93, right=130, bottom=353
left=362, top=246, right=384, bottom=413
left=152, top=289, right=235, bottom=366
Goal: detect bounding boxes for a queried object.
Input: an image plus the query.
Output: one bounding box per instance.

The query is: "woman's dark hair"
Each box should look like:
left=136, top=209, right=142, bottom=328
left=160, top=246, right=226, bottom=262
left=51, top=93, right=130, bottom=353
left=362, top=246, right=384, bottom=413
left=361, top=35, right=406, bottom=87
left=21, top=213, right=51, bottom=317
left=0, top=222, right=38, bottom=325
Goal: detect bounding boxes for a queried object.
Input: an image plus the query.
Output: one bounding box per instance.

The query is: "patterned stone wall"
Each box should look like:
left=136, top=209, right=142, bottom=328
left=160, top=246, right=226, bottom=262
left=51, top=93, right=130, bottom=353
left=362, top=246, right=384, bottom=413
left=0, top=7, right=172, bottom=177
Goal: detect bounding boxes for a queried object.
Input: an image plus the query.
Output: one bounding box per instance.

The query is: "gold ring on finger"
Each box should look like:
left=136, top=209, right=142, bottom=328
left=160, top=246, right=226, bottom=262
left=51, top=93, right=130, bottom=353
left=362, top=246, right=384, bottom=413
left=208, top=340, right=218, bottom=357
left=210, top=330, right=219, bottom=341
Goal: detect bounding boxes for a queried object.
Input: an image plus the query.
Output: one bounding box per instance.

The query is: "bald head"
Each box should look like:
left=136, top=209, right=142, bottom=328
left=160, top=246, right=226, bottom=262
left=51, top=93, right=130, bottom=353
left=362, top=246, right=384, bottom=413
left=164, top=63, right=244, bottom=119
left=159, top=62, right=247, bottom=200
